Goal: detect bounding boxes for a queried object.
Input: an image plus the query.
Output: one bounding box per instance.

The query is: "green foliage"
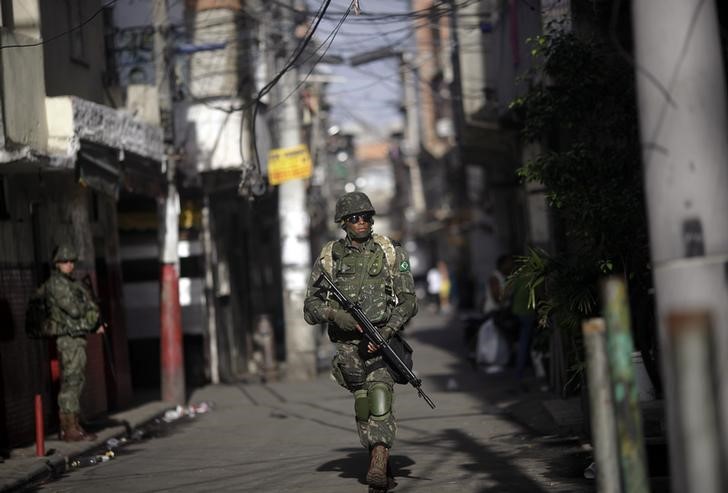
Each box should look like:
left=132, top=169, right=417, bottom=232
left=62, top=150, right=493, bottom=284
left=509, top=247, right=603, bottom=394
left=512, top=248, right=599, bottom=330
left=510, top=29, right=651, bottom=392
left=514, top=31, right=647, bottom=263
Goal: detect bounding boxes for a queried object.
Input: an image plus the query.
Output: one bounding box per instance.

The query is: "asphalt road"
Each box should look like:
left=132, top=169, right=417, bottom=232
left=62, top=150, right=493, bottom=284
left=30, top=313, right=593, bottom=492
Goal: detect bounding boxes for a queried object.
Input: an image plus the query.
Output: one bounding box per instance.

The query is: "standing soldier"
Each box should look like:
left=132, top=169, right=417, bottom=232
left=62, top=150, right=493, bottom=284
left=46, top=243, right=104, bottom=441
left=304, top=192, right=418, bottom=492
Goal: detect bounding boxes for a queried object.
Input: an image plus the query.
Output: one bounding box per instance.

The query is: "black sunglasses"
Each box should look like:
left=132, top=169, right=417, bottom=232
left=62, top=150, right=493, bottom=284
left=345, top=213, right=374, bottom=224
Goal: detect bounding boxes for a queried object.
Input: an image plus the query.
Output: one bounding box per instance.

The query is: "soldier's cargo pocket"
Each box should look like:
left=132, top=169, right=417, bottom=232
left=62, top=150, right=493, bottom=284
left=330, top=354, right=348, bottom=389
left=368, top=251, right=384, bottom=276
left=337, top=257, right=357, bottom=277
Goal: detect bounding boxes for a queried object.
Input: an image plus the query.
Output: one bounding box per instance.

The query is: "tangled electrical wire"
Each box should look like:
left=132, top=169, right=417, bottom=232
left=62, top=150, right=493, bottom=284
left=238, top=0, right=355, bottom=198
left=0, top=0, right=119, bottom=50
left=237, top=0, right=482, bottom=198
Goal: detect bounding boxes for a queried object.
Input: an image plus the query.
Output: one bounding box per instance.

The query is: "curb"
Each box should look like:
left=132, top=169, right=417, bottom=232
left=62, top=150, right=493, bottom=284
left=0, top=401, right=170, bottom=493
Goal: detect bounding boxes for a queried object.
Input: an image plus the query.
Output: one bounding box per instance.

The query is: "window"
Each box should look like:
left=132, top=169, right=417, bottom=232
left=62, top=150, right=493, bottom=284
left=0, top=177, right=11, bottom=220
left=66, top=0, right=87, bottom=65
left=0, top=0, right=14, bottom=28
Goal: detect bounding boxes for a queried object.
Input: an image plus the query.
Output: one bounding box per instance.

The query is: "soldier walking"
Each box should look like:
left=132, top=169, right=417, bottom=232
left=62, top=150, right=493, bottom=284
left=304, top=192, right=418, bottom=492
left=46, top=243, right=105, bottom=442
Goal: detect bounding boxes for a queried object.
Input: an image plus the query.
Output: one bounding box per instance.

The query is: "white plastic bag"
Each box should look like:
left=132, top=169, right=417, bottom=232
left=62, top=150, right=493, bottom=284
left=476, top=318, right=510, bottom=367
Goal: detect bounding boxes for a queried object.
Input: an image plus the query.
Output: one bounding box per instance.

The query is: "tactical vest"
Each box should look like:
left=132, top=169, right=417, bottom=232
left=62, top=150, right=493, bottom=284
left=45, top=274, right=100, bottom=337
left=320, top=234, right=398, bottom=324
left=320, top=233, right=397, bottom=278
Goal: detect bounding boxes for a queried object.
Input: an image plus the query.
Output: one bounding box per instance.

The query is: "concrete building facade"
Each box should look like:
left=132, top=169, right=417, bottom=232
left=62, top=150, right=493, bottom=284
left=0, top=0, right=163, bottom=449
left=409, top=0, right=550, bottom=309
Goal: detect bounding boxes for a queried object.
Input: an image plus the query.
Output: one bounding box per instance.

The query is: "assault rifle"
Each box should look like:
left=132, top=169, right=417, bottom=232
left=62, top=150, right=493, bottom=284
left=315, top=271, right=436, bottom=409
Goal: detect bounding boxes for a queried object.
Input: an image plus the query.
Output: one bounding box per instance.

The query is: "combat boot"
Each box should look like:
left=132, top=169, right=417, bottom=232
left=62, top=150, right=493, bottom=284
left=73, top=414, right=97, bottom=441
left=369, top=463, right=397, bottom=492
left=366, top=443, right=389, bottom=490
left=59, top=413, right=85, bottom=442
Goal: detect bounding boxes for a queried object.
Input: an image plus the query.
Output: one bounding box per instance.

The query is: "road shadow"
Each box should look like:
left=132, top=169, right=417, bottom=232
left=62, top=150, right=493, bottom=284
left=404, top=427, right=591, bottom=493
left=405, top=318, right=595, bottom=490
left=82, top=417, right=130, bottom=435
left=317, top=447, right=417, bottom=486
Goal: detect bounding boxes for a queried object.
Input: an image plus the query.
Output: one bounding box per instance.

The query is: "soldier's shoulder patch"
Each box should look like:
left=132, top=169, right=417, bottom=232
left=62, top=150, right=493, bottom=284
left=399, top=260, right=410, bottom=272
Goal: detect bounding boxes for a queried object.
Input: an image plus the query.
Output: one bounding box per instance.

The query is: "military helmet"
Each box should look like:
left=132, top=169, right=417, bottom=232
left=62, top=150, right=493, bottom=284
left=52, top=243, right=78, bottom=263
left=334, top=191, right=375, bottom=222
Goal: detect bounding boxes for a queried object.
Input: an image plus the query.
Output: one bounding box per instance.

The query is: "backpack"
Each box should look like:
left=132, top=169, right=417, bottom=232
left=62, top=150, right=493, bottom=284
left=25, top=283, right=52, bottom=339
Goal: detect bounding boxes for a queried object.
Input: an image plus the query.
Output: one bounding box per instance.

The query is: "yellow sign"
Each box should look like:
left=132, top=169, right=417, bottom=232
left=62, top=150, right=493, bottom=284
left=267, top=144, right=313, bottom=185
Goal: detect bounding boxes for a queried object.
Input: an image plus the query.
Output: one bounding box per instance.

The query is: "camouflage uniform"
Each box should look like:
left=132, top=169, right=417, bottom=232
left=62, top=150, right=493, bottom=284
left=303, top=195, right=417, bottom=451
left=46, top=248, right=99, bottom=415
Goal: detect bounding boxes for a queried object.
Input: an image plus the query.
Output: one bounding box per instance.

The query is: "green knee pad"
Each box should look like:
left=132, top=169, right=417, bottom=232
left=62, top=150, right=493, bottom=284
left=354, top=389, right=369, bottom=422
left=368, top=383, right=392, bottom=421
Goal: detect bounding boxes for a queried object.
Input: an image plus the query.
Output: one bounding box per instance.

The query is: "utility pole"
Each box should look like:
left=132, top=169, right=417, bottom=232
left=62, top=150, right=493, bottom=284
left=201, top=197, right=219, bottom=384
left=447, top=0, right=472, bottom=308
left=400, top=54, right=426, bottom=216
left=155, top=0, right=185, bottom=404
left=278, top=0, right=316, bottom=380
left=632, top=0, right=728, bottom=491
left=446, top=0, right=467, bottom=202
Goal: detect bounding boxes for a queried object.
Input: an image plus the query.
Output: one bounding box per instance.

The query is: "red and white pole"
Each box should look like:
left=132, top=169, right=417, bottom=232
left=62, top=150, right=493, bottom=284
left=34, top=394, right=44, bottom=457
left=160, top=263, right=184, bottom=404
left=159, top=160, right=185, bottom=405
left=155, top=0, right=185, bottom=405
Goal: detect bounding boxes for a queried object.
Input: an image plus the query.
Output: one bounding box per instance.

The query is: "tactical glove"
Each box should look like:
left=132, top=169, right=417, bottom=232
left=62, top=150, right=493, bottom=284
left=379, top=326, right=396, bottom=341
left=329, top=309, right=359, bottom=332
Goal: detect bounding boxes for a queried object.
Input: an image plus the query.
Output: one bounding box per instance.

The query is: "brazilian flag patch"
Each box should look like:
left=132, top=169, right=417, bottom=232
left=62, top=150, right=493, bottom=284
left=399, top=260, right=410, bottom=272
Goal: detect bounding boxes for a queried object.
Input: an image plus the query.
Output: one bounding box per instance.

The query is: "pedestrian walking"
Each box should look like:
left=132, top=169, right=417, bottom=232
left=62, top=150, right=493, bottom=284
left=483, top=254, right=513, bottom=316
left=475, top=254, right=517, bottom=370
left=304, top=191, right=418, bottom=492
left=437, top=260, right=452, bottom=314
left=45, top=243, right=105, bottom=441
left=426, top=264, right=441, bottom=312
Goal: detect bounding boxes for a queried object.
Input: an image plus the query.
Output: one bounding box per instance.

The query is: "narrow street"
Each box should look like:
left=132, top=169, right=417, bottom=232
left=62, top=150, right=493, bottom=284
left=33, top=314, right=591, bottom=492
left=2, top=2, right=728, bottom=492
